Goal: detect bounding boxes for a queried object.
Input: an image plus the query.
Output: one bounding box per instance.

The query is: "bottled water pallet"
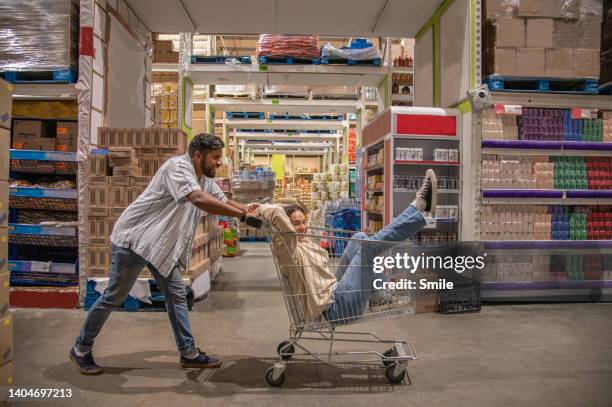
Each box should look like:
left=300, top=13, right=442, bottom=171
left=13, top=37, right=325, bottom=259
left=258, top=56, right=320, bottom=65
left=484, top=75, right=599, bottom=94
left=191, top=55, right=251, bottom=64
left=1, top=68, right=77, bottom=84
left=226, top=112, right=265, bottom=119
left=320, top=58, right=382, bottom=66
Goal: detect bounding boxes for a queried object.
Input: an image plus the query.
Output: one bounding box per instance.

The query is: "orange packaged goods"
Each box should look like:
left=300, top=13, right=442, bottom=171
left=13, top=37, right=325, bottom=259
left=256, top=34, right=320, bottom=60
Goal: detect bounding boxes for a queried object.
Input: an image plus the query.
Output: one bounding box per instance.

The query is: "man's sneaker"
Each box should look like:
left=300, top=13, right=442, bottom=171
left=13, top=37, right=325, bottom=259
left=180, top=348, right=222, bottom=368
left=415, top=169, right=438, bottom=216
left=369, top=292, right=410, bottom=313
left=69, top=347, right=103, bottom=375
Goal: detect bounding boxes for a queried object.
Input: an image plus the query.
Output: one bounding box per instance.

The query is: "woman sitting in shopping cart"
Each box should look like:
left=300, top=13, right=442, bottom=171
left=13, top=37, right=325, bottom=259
left=253, top=169, right=437, bottom=325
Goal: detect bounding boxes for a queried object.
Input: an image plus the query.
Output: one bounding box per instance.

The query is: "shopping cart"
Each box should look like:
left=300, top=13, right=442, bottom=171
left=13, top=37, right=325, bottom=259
left=262, top=222, right=418, bottom=387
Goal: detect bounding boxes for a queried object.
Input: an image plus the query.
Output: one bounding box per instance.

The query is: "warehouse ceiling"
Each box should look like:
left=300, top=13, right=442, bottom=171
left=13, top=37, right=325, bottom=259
left=124, top=0, right=442, bottom=37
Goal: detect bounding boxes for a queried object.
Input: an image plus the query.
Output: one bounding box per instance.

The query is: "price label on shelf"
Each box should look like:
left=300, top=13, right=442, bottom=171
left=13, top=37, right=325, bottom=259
left=571, top=108, right=598, bottom=119
left=495, top=104, right=523, bottom=115
left=424, top=217, right=437, bottom=229
left=258, top=64, right=268, bottom=72
left=271, top=99, right=280, bottom=105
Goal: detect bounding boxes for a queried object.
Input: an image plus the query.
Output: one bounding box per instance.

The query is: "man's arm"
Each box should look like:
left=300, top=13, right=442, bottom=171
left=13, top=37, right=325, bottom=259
left=187, top=190, right=246, bottom=217
left=226, top=200, right=259, bottom=213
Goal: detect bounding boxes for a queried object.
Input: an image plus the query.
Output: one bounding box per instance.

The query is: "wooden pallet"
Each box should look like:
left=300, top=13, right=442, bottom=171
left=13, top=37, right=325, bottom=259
left=484, top=75, right=599, bottom=94
left=258, top=56, right=320, bottom=65
left=1, top=68, right=77, bottom=84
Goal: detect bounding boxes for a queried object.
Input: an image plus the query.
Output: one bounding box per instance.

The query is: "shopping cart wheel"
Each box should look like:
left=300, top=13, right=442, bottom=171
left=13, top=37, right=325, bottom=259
left=266, top=366, right=286, bottom=387
left=382, top=348, right=397, bottom=367
left=385, top=363, right=406, bottom=384
left=277, top=341, right=295, bottom=360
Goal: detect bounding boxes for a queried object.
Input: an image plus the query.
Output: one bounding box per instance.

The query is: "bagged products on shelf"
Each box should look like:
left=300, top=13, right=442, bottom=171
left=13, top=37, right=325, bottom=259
left=256, top=34, right=320, bottom=59
left=320, top=40, right=381, bottom=61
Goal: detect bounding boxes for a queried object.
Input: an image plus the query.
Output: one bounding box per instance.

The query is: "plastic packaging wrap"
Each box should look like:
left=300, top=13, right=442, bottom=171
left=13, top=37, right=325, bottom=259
left=231, top=169, right=275, bottom=203
left=487, top=0, right=602, bottom=19
left=311, top=86, right=359, bottom=99
left=263, top=85, right=309, bottom=97
left=0, top=0, right=79, bottom=71
left=256, top=34, right=320, bottom=59
left=214, top=85, right=257, bottom=98
left=320, top=43, right=381, bottom=61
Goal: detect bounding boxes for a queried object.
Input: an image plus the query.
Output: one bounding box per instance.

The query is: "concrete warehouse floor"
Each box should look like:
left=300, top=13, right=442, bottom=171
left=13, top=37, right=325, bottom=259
left=11, top=242, right=612, bottom=407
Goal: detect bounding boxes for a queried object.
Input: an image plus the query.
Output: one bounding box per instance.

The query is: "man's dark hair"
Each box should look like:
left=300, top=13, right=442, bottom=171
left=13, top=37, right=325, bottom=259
left=188, top=133, right=225, bottom=157
left=284, top=204, right=308, bottom=217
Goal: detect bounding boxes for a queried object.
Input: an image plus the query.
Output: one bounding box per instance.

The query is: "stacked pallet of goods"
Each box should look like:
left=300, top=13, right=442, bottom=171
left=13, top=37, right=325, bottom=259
left=484, top=0, right=602, bottom=81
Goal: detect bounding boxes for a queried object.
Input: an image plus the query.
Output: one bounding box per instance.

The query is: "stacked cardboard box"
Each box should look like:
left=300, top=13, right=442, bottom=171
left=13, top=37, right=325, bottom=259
left=152, top=80, right=179, bottom=128
left=0, top=78, right=12, bottom=387
left=484, top=0, right=603, bottom=78
left=187, top=217, right=225, bottom=280
left=86, top=128, right=187, bottom=278
left=10, top=119, right=78, bottom=152
left=154, top=39, right=179, bottom=63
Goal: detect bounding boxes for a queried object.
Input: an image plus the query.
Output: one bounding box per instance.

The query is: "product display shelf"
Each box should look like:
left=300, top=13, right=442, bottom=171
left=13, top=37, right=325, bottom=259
left=477, top=94, right=612, bottom=302
left=186, top=63, right=387, bottom=88
left=207, top=98, right=361, bottom=114
left=12, top=83, right=77, bottom=100
left=8, top=146, right=79, bottom=303
left=10, top=149, right=78, bottom=175
left=361, top=107, right=462, bottom=237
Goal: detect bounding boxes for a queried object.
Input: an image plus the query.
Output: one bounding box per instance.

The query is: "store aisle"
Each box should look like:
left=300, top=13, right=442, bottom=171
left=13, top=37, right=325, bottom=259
left=10, top=242, right=612, bottom=407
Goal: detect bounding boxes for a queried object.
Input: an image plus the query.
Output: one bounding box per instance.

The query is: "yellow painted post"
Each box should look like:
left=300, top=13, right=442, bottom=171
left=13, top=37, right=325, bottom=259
left=271, top=154, right=285, bottom=180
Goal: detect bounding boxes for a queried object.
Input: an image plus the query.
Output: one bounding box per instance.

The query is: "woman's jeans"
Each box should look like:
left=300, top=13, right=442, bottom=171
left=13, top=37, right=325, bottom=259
left=323, top=204, right=426, bottom=323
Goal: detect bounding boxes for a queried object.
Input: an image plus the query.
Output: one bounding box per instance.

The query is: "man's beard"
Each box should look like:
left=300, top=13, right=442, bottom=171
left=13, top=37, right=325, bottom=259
left=202, top=162, right=216, bottom=178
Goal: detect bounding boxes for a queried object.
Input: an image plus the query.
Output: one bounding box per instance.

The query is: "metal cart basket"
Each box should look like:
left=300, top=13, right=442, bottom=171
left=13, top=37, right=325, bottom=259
left=264, top=224, right=418, bottom=386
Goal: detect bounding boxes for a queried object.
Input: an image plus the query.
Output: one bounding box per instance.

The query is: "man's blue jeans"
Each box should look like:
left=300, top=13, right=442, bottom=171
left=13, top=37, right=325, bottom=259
left=75, top=245, right=196, bottom=356
left=324, top=204, right=426, bottom=323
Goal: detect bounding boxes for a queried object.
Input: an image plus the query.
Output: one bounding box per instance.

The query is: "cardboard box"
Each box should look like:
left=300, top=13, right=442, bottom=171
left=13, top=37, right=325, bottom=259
left=110, top=175, right=131, bottom=186
left=140, top=158, right=160, bottom=176
left=0, top=361, right=13, bottom=386
left=574, top=48, right=600, bottom=77
left=88, top=246, right=110, bottom=269
left=0, top=181, right=7, bottom=227
left=0, top=79, right=12, bottom=130
left=110, top=186, right=128, bottom=208
left=87, top=185, right=109, bottom=207
left=546, top=48, right=574, bottom=77
left=0, top=272, right=8, bottom=317
left=137, top=148, right=159, bottom=157
left=526, top=18, right=554, bottom=48
left=12, top=120, right=45, bottom=149
left=155, top=40, right=174, bottom=52
left=0, top=314, right=12, bottom=365
left=87, top=216, right=108, bottom=237
left=88, top=154, right=109, bottom=176
left=169, top=129, right=187, bottom=152
left=415, top=293, right=439, bottom=313
left=155, top=51, right=179, bottom=63
left=517, top=48, right=546, bottom=76
left=56, top=121, right=78, bottom=151
left=88, top=267, right=108, bottom=278
left=495, top=18, right=525, bottom=48
left=113, top=166, right=141, bottom=177
left=0, top=128, right=8, bottom=181
left=486, top=47, right=517, bottom=75
left=38, top=137, right=56, bottom=151
left=88, top=175, right=109, bottom=186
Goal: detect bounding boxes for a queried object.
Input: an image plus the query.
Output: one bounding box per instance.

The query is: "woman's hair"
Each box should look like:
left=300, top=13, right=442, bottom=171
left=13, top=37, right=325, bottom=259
left=284, top=204, right=308, bottom=218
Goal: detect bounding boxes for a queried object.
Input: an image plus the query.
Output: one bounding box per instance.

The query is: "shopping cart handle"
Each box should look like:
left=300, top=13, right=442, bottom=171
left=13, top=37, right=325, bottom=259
left=241, top=215, right=264, bottom=229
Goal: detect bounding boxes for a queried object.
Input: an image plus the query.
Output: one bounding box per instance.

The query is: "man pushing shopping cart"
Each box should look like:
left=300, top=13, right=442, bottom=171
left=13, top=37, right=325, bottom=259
left=251, top=169, right=437, bottom=386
